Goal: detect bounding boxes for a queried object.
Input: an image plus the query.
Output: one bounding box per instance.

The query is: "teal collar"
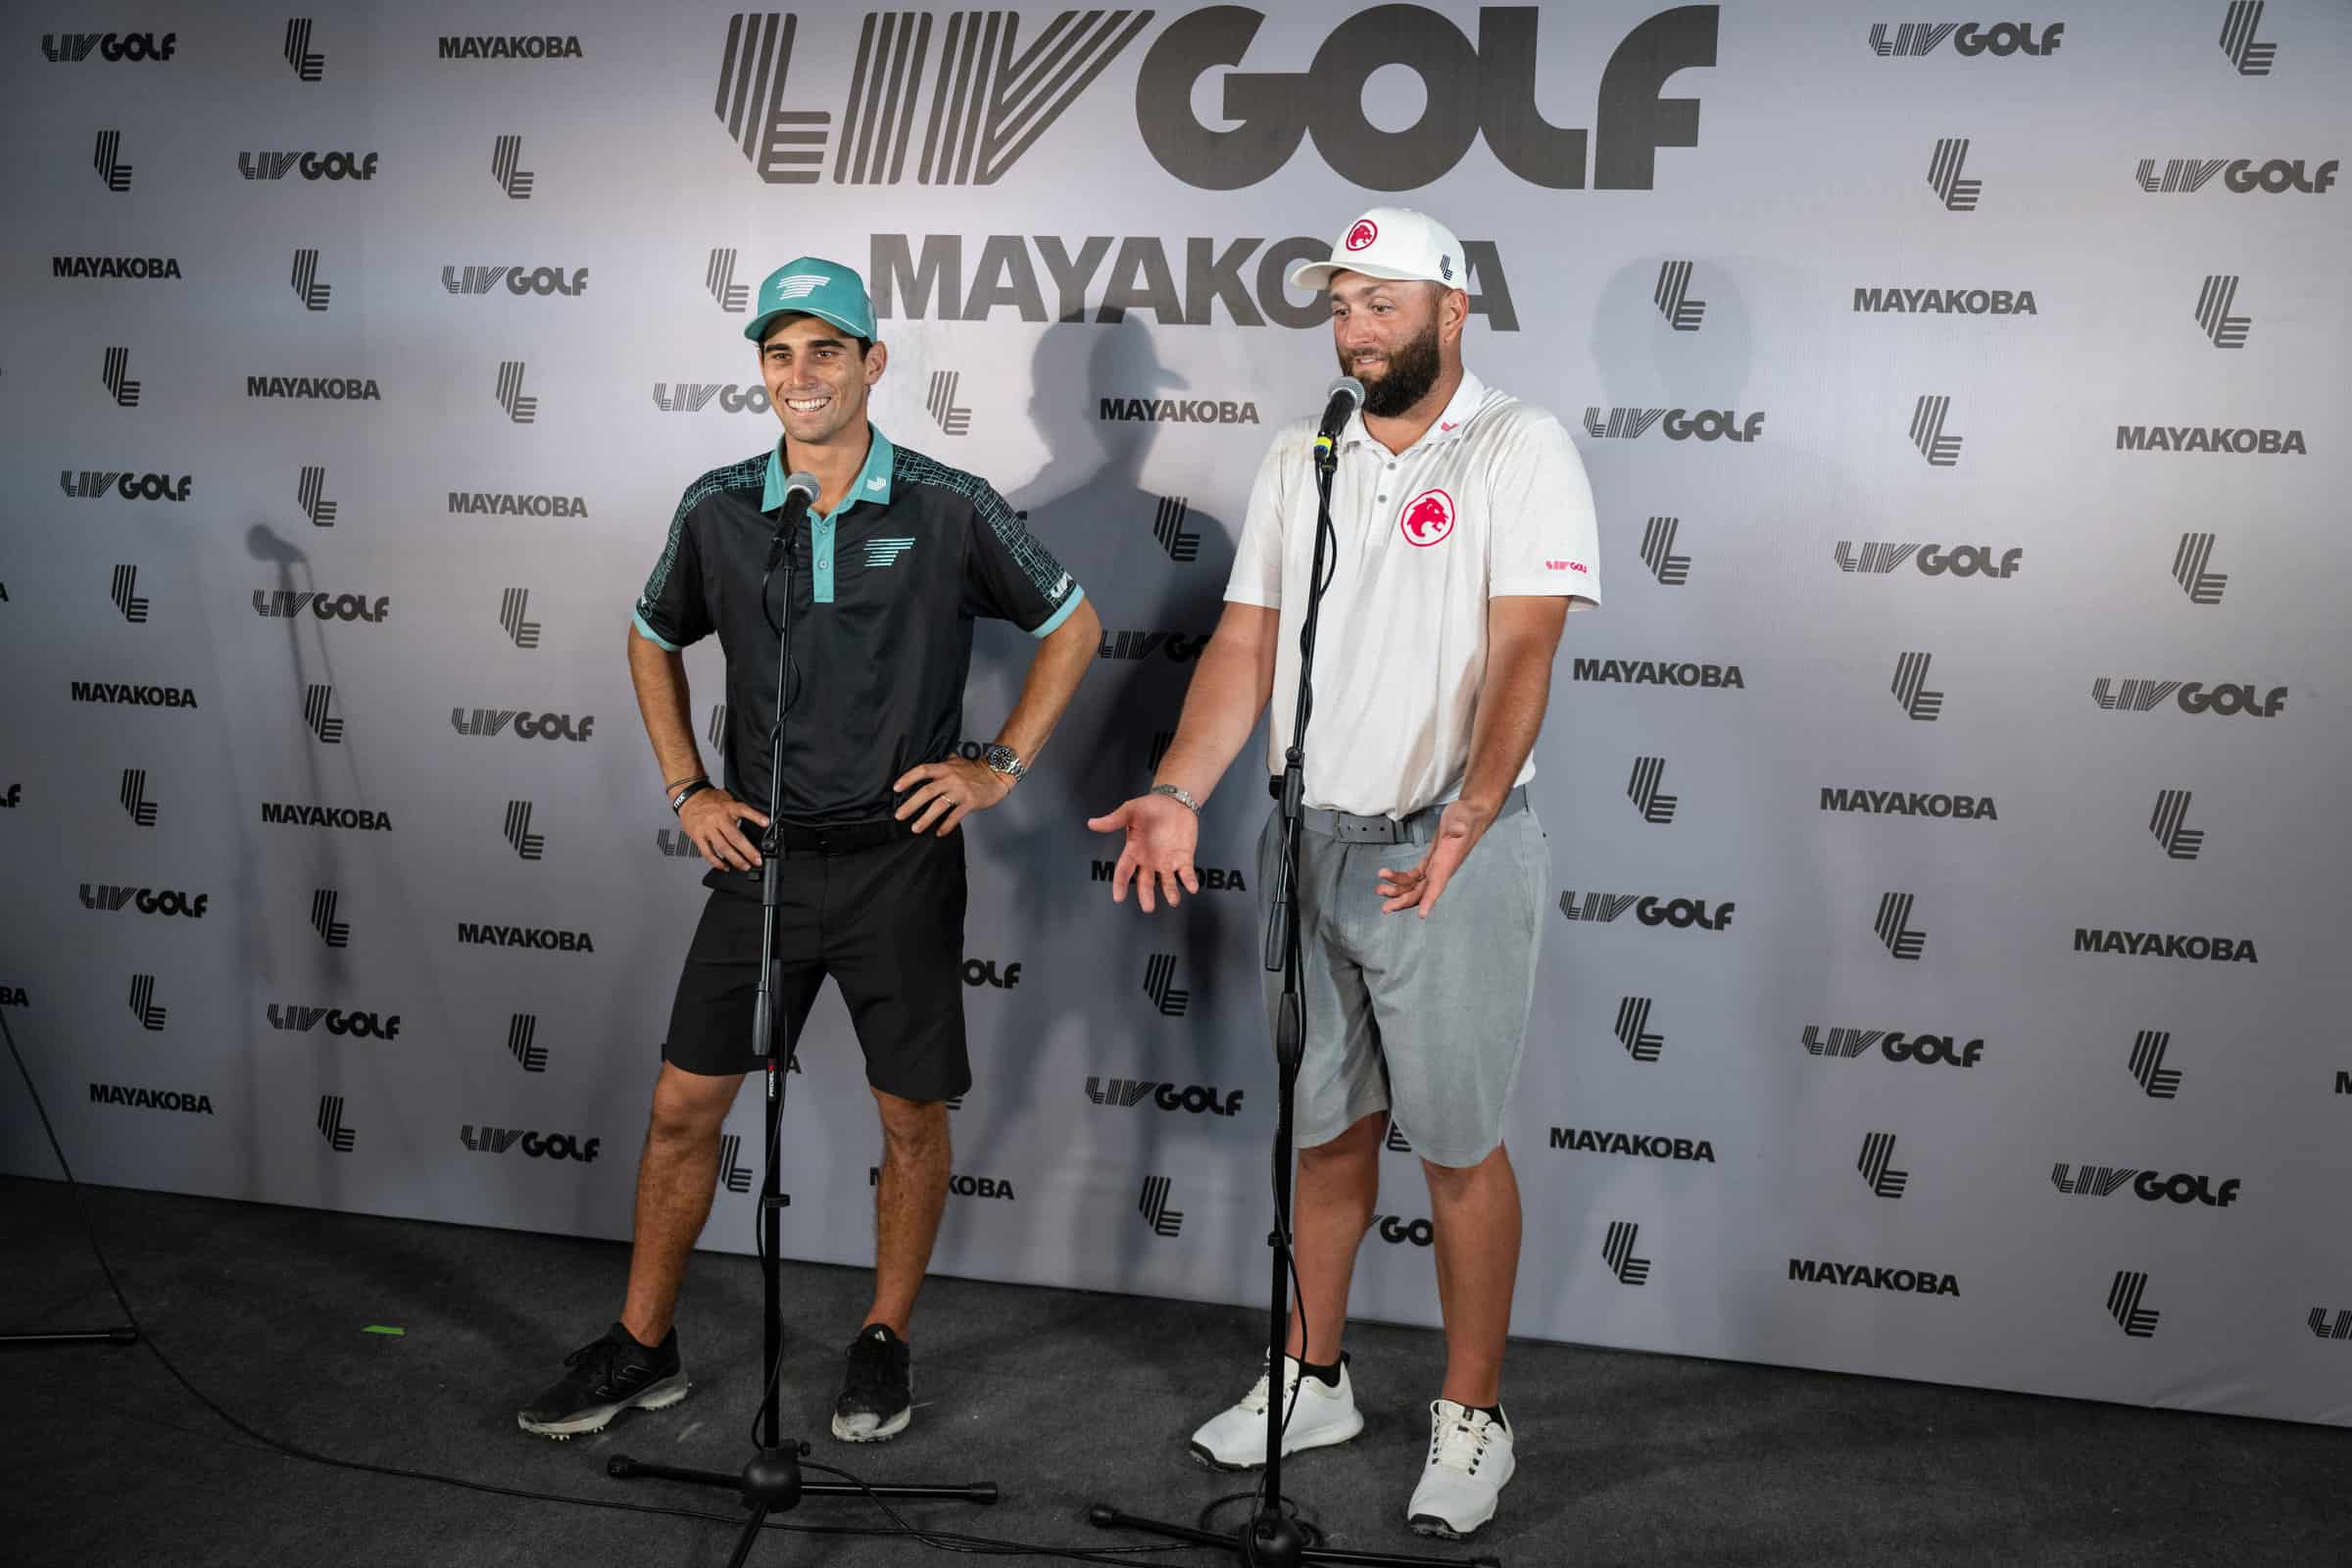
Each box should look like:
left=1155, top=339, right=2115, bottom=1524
left=764, top=425, right=894, bottom=607
left=764, top=424, right=896, bottom=520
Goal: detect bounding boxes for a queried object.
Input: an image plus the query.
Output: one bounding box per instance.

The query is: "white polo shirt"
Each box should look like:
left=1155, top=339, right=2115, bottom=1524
left=1224, top=370, right=1600, bottom=819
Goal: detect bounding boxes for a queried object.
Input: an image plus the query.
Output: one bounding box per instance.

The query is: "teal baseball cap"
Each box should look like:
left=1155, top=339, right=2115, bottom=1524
left=743, top=256, right=877, bottom=344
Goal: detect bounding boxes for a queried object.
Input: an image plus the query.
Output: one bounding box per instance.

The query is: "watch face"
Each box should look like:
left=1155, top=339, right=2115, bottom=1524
left=984, top=744, right=1023, bottom=776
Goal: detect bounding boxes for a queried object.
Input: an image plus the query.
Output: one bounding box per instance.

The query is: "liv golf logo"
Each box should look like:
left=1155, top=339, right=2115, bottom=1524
left=1803, top=1027, right=1984, bottom=1068
left=503, top=800, right=546, bottom=860
left=1875, top=892, right=1927, bottom=959
left=93, top=129, right=132, bottom=191
left=2108, top=1270, right=2159, bottom=1338
left=1927, top=138, right=1981, bottom=210
left=714, top=8, right=1719, bottom=193
left=317, top=1094, right=356, bottom=1152
left=102, top=346, right=139, bottom=407
left=2093, top=677, right=2285, bottom=716
left=2219, top=1, right=2276, bottom=75
left=1152, top=496, right=1200, bottom=563
left=2135, top=157, right=2335, bottom=195
left=110, top=564, right=149, bottom=623
left=719, top=1133, right=754, bottom=1194
left=2173, top=533, right=2227, bottom=604
left=707, top=248, right=749, bottom=312
left=127, top=973, right=167, bottom=1031
left=1602, top=1221, right=1651, bottom=1285
left=1653, top=261, right=1705, bottom=330
left=506, top=1013, right=547, bottom=1072
left=1142, top=954, right=1189, bottom=1017
left=1626, top=757, right=1677, bottom=823
left=1139, top=1175, right=1184, bottom=1238
left=1891, top=652, right=1943, bottom=720
left=1910, top=396, right=1963, bottom=466
left=1838, top=541, right=2021, bottom=579
left=712, top=11, right=1152, bottom=185
left=496, top=361, right=537, bottom=424
left=284, top=18, right=324, bottom=80
left=42, top=31, right=177, bottom=63
left=299, top=466, right=336, bottom=526
left=1857, top=1132, right=1910, bottom=1199
left=1560, top=891, right=1735, bottom=931
left=290, top=249, right=331, bottom=312
left=2194, top=274, right=2251, bottom=348
left=500, top=588, right=541, bottom=648
left=1583, top=407, right=1763, bottom=442
left=1868, top=22, right=2063, bottom=56
left=2130, top=1029, right=2183, bottom=1099
left=491, top=134, right=534, bottom=199
left=925, top=371, right=971, bottom=434
left=119, top=768, right=157, bottom=827
left=1614, top=997, right=1664, bottom=1062
left=304, top=683, right=344, bottom=743
left=1640, top=516, right=1690, bottom=584
left=2149, top=790, right=2203, bottom=860
left=311, top=889, right=350, bottom=948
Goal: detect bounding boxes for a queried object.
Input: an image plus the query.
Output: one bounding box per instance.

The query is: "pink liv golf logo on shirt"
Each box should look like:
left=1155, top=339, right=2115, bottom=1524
left=1399, top=488, right=1455, bottom=547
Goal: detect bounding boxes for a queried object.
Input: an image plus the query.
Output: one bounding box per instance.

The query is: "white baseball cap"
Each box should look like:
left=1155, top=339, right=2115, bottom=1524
left=1288, top=207, right=1466, bottom=293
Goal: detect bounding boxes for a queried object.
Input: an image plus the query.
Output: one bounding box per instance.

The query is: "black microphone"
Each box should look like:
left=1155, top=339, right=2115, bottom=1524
left=1311, top=376, right=1364, bottom=465
left=763, top=469, right=820, bottom=574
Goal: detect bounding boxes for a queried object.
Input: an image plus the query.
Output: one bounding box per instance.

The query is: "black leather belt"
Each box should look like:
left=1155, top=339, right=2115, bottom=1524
left=770, top=817, right=905, bottom=856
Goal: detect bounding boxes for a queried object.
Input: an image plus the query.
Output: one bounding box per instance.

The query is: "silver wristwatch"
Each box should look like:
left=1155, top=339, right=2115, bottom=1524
left=981, top=743, right=1028, bottom=782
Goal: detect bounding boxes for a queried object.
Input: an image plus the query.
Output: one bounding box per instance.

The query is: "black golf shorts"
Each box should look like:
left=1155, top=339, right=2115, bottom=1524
left=661, top=825, right=969, bottom=1102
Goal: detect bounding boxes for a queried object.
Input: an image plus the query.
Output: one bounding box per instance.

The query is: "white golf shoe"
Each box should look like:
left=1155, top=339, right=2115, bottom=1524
left=1188, top=1353, right=1365, bottom=1470
left=1405, top=1398, right=1515, bottom=1539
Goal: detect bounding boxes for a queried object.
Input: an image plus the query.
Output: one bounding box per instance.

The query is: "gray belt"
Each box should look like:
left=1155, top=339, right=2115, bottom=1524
left=1292, top=783, right=1529, bottom=845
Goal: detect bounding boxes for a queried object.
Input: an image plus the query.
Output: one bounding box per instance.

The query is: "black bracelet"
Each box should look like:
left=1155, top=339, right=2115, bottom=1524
left=669, top=779, right=712, bottom=814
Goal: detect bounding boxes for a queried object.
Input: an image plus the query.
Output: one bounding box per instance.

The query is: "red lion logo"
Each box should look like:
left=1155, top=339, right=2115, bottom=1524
left=1345, top=219, right=1378, bottom=252
left=1399, top=488, right=1455, bottom=547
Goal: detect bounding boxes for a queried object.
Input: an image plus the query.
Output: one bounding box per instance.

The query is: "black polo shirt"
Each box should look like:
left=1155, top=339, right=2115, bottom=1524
left=632, top=425, right=1085, bottom=825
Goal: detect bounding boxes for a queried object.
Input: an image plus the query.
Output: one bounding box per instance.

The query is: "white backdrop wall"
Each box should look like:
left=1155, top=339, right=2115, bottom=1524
left=4, top=0, right=2348, bottom=1426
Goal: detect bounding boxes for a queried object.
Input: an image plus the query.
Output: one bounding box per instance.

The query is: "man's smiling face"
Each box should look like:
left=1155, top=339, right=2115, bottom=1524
left=759, top=314, right=885, bottom=448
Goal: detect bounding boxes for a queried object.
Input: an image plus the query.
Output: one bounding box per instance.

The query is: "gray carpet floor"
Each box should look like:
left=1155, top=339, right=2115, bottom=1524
left=2, top=1175, right=2341, bottom=1567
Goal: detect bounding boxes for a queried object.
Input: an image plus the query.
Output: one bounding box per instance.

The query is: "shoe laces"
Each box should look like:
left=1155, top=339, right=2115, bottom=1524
left=1429, top=1403, right=1497, bottom=1475
left=1236, top=1356, right=1299, bottom=1415
left=843, top=1329, right=899, bottom=1400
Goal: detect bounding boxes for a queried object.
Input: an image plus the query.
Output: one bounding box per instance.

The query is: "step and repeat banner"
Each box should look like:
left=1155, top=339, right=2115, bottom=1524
left=4, top=2, right=2348, bottom=1426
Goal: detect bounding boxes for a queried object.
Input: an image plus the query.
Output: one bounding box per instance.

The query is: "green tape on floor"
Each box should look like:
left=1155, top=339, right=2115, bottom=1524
left=362, top=1325, right=406, bottom=1336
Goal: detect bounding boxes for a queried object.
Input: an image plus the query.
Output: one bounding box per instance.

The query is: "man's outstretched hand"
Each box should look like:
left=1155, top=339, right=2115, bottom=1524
left=1086, top=793, right=1201, bottom=912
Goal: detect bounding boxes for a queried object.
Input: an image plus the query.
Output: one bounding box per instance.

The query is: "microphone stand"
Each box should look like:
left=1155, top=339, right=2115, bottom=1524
left=1089, top=428, right=1484, bottom=1567
left=609, top=475, right=997, bottom=1562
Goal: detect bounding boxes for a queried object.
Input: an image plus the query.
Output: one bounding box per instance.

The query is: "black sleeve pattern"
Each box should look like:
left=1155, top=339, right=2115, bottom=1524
left=635, top=455, right=762, bottom=647
left=896, top=447, right=1077, bottom=630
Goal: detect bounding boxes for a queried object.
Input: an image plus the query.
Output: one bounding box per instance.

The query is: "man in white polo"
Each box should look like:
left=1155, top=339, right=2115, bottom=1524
left=1088, top=206, right=1600, bottom=1539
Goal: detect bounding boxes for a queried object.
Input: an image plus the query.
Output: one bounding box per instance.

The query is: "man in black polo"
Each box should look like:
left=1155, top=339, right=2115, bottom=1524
left=518, top=257, right=1098, bottom=1444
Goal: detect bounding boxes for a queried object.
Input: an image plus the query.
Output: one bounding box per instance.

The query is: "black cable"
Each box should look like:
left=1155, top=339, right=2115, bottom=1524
left=0, top=1006, right=1212, bottom=1564
left=746, top=1070, right=792, bottom=1450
